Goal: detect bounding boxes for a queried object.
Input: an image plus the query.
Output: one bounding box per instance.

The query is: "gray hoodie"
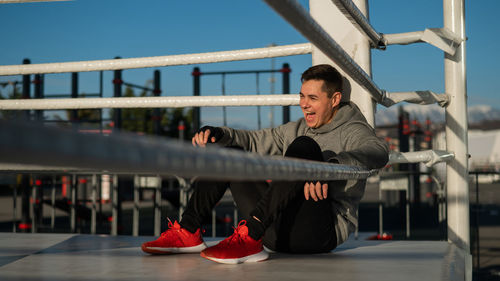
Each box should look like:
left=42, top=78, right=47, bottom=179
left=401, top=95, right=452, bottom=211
left=218, top=102, right=389, bottom=245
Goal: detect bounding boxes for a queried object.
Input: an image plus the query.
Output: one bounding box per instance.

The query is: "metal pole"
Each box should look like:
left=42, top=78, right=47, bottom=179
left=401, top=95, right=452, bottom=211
left=154, top=176, right=161, bottom=237
left=444, top=0, right=470, bottom=251
left=475, top=172, right=480, bottom=274
left=71, top=72, right=78, bottom=126
left=91, top=174, right=97, bottom=234
left=113, top=57, right=122, bottom=131
left=222, top=73, right=227, bottom=127
left=12, top=181, right=17, bottom=233
left=51, top=175, right=56, bottom=230
left=70, top=174, right=76, bottom=233
left=281, top=63, right=290, bottom=124
left=378, top=185, right=383, bottom=236
left=153, top=70, right=161, bottom=135
left=99, top=71, right=103, bottom=134
left=269, top=44, right=276, bottom=128
left=133, top=175, right=139, bottom=236
left=406, top=186, right=410, bottom=238
left=22, top=58, right=31, bottom=120
left=34, top=74, right=44, bottom=121
left=256, top=73, right=261, bottom=129
left=20, top=59, right=31, bottom=233
left=444, top=1, right=471, bottom=279
left=192, top=67, right=201, bottom=131
left=31, top=180, right=36, bottom=233
left=111, top=174, right=118, bottom=235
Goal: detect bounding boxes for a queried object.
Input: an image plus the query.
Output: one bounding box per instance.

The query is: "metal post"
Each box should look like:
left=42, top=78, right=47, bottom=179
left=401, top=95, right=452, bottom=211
left=70, top=174, right=77, bottom=233
left=154, top=176, right=161, bottom=237
left=221, top=73, right=227, bottom=126
left=406, top=186, right=410, bottom=238
left=133, top=175, right=139, bottom=237
left=178, top=121, right=185, bottom=141
left=281, top=63, right=290, bottom=124
left=20, top=59, right=31, bottom=233
left=12, top=181, right=17, bottom=233
left=51, top=175, right=56, bottom=231
left=192, top=67, right=201, bottom=131
left=309, top=0, right=374, bottom=126
left=378, top=184, right=383, bottom=235
left=153, top=70, right=161, bottom=135
left=444, top=0, right=470, bottom=253
left=256, top=73, right=262, bottom=129
left=475, top=172, right=480, bottom=273
left=91, top=174, right=97, bottom=234
left=111, top=175, right=118, bottom=235
left=71, top=72, right=78, bottom=126
left=444, top=0, right=471, bottom=279
left=269, top=44, right=276, bottom=128
left=34, top=74, right=44, bottom=121
left=31, top=180, right=36, bottom=233
left=113, top=57, right=122, bottom=131
left=22, top=58, right=31, bottom=120
left=99, top=71, right=103, bottom=134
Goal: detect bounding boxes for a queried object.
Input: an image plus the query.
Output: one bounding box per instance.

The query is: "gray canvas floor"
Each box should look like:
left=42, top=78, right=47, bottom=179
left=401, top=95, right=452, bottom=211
left=0, top=233, right=465, bottom=281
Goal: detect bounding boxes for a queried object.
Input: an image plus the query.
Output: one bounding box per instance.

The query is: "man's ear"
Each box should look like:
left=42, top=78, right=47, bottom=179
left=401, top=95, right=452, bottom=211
left=331, top=92, right=342, bottom=108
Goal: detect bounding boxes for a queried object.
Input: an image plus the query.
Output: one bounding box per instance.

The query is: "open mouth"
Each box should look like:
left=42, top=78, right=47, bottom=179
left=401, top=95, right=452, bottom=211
left=305, top=112, right=315, bottom=122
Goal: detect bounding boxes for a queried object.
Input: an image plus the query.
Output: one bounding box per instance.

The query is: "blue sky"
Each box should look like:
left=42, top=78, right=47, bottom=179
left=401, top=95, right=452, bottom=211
left=0, top=0, right=498, bottom=129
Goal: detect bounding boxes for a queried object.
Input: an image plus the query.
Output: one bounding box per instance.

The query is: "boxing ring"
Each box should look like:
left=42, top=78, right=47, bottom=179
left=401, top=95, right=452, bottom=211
left=0, top=232, right=465, bottom=281
left=0, top=0, right=469, bottom=280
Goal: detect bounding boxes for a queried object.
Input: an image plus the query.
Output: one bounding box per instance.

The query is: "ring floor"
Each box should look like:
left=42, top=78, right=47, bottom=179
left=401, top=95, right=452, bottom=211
left=0, top=232, right=465, bottom=281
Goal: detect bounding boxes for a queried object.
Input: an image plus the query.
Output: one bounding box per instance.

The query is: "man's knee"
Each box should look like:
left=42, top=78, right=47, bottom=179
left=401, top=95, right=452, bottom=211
left=285, top=136, right=323, bottom=161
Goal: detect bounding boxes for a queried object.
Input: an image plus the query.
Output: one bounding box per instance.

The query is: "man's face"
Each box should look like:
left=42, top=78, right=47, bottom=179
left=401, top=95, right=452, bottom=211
left=299, top=79, right=341, bottom=128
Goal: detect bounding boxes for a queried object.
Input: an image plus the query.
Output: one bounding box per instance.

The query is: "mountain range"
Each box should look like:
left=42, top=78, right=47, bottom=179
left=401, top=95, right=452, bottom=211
left=375, top=104, right=500, bottom=126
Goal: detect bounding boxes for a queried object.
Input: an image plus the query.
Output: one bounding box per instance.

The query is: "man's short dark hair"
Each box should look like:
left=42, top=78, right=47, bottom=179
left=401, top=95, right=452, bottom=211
left=301, top=64, right=343, bottom=98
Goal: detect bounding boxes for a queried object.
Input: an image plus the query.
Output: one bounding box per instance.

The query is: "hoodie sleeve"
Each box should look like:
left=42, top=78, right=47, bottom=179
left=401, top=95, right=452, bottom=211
left=217, top=125, right=285, bottom=156
left=328, top=122, right=389, bottom=170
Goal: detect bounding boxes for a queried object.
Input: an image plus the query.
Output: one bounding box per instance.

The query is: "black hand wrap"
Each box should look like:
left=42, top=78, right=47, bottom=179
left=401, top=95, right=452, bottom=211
left=196, top=126, right=224, bottom=143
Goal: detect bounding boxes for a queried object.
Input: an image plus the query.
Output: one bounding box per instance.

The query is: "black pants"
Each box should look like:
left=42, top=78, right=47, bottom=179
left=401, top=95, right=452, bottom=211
left=180, top=136, right=337, bottom=254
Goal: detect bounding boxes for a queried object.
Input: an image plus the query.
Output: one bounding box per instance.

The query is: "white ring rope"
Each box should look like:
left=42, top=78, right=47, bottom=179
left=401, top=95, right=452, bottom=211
left=0, top=43, right=312, bottom=76
left=0, top=121, right=375, bottom=181
left=0, top=92, right=449, bottom=110
left=0, top=95, right=299, bottom=110
left=0, top=149, right=454, bottom=173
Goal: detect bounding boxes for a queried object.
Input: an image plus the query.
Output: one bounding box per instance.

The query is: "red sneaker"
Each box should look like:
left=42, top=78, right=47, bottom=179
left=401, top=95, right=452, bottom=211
left=141, top=219, right=206, bottom=254
left=200, top=220, right=269, bottom=264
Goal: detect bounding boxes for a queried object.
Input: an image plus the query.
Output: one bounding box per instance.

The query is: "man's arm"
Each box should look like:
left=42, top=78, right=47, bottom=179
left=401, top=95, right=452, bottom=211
left=330, top=122, right=389, bottom=170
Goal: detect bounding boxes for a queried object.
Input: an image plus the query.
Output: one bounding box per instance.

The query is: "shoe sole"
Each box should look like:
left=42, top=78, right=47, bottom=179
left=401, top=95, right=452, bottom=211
left=200, top=250, right=269, bottom=264
left=142, top=243, right=207, bottom=254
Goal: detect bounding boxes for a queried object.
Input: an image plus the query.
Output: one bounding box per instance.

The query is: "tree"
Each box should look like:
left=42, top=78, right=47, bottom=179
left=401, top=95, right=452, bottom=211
left=0, top=84, right=23, bottom=120
left=109, top=86, right=193, bottom=140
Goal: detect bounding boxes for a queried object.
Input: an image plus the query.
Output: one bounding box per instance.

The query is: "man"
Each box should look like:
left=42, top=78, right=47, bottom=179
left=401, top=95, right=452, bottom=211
left=142, top=64, right=389, bottom=264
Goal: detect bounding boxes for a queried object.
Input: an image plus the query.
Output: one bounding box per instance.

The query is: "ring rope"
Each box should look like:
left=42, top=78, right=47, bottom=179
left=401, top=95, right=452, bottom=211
left=0, top=91, right=449, bottom=110
left=0, top=120, right=375, bottom=181
left=0, top=43, right=311, bottom=76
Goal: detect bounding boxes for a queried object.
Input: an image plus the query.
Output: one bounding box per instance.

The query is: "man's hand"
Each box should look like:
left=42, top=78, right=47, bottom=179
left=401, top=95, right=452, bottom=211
left=304, top=181, right=328, bottom=201
left=192, top=126, right=223, bottom=147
